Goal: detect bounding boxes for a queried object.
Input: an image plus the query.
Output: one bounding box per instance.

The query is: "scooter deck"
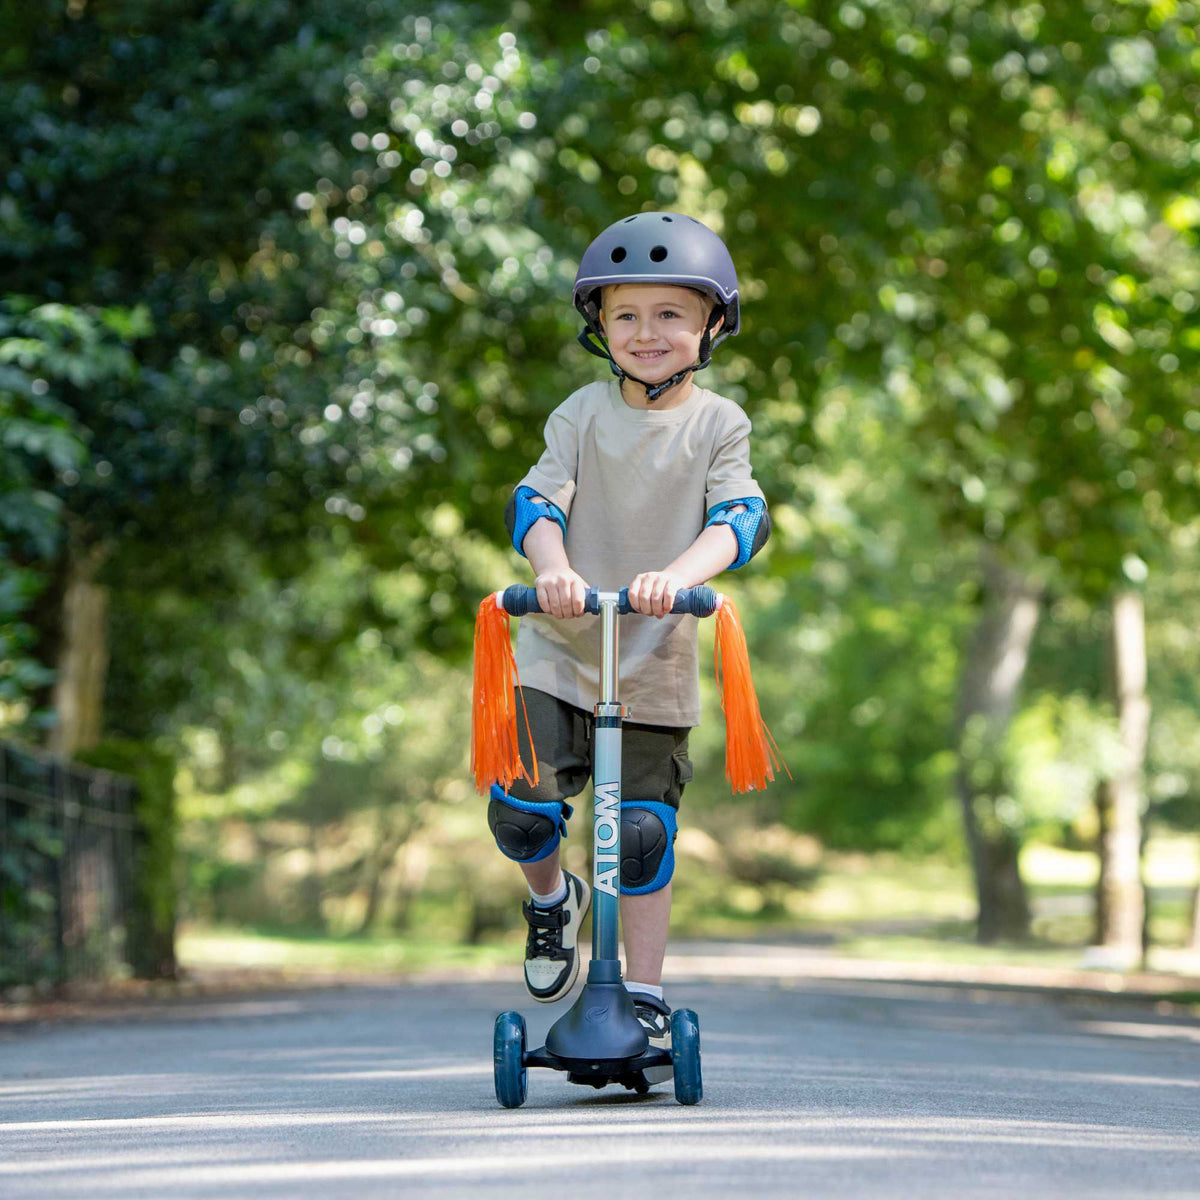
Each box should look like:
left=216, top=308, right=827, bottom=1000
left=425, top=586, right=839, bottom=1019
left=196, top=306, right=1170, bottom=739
left=525, top=1044, right=672, bottom=1093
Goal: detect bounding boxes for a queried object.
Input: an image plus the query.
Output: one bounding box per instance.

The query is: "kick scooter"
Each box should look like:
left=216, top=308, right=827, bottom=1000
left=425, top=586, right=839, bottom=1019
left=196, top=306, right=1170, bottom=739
left=491, top=582, right=720, bottom=1109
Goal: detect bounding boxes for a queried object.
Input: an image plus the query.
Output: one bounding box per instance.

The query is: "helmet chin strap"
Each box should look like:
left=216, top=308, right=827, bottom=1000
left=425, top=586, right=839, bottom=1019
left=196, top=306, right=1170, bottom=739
left=641, top=359, right=708, bottom=402
left=576, top=313, right=721, bottom=403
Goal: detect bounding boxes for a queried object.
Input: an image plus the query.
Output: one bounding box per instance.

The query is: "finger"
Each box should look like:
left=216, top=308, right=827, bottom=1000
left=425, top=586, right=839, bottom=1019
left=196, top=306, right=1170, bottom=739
left=662, top=580, right=679, bottom=616
left=650, top=578, right=667, bottom=617
left=553, top=582, right=571, bottom=619
left=653, top=581, right=668, bottom=618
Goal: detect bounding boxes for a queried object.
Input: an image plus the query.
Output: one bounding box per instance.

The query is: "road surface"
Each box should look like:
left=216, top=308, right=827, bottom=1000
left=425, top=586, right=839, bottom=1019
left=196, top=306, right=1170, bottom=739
left=2, top=972, right=1199, bottom=1198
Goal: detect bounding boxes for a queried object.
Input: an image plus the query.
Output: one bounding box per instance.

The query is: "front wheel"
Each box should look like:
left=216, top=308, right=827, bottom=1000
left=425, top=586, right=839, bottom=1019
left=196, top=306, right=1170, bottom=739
left=671, top=1008, right=702, bottom=1105
left=494, top=1010, right=528, bottom=1108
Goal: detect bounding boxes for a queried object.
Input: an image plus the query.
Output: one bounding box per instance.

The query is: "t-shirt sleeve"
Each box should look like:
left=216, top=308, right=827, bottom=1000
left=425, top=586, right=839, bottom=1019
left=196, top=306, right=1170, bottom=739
left=704, top=407, right=765, bottom=513
left=518, top=397, right=579, bottom=516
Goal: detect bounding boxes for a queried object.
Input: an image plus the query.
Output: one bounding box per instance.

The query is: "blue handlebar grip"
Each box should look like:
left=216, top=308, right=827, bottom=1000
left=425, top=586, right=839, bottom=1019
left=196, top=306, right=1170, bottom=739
left=500, top=585, right=542, bottom=616
left=671, top=585, right=719, bottom=617
left=499, top=584, right=719, bottom=618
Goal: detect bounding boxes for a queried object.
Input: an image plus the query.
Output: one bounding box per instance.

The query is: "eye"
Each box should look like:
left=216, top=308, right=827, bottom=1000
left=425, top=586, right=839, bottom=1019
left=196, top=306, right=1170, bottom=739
left=659, top=309, right=679, bottom=319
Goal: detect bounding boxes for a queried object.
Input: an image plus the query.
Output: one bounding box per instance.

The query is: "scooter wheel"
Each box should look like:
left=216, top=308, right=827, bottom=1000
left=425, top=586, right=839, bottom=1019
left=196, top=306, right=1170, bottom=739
left=670, top=1008, right=702, bottom=1105
left=494, top=1010, right=528, bottom=1108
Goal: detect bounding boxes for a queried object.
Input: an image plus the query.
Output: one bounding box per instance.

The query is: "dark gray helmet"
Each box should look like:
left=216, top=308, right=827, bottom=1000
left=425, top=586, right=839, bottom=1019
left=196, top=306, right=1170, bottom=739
left=572, top=212, right=740, bottom=402
left=573, top=211, right=740, bottom=341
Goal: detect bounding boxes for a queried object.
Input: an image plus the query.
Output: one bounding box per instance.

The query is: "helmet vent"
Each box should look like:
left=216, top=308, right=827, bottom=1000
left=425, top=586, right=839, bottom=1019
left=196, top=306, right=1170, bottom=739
left=610, top=246, right=627, bottom=263
left=662, top=215, right=673, bottom=222
left=623, top=216, right=637, bottom=223
left=649, top=245, right=668, bottom=262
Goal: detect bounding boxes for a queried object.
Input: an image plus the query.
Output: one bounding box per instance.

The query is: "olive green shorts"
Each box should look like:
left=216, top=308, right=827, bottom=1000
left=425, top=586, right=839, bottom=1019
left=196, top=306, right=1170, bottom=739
left=505, top=687, right=693, bottom=810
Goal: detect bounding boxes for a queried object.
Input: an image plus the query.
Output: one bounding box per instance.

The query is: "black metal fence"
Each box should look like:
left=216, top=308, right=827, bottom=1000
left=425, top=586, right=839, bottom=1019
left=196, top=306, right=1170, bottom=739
left=0, top=741, right=139, bottom=990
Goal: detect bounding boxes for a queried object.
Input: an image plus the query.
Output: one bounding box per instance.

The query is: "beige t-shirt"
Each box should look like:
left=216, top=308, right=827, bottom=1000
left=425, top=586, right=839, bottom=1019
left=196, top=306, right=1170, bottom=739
left=514, top=379, right=764, bottom=727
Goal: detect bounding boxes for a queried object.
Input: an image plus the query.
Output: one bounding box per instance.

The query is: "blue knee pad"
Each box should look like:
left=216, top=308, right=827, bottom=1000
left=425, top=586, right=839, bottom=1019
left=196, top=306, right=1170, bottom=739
left=488, top=785, right=572, bottom=863
left=619, top=801, right=677, bottom=895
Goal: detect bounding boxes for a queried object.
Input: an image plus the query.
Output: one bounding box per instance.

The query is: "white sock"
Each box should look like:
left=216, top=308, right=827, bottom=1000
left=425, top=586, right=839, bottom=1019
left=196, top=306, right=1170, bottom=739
left=529, top=872, right=567, bottom=908
left=624, top=981, right=664, bottom=1001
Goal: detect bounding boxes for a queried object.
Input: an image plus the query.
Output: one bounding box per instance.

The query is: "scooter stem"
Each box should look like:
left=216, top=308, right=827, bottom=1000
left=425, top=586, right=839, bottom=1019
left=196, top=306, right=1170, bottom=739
left=591, top=592, right=623, bottom=963
left=544, top=591, right=648, bottom=1065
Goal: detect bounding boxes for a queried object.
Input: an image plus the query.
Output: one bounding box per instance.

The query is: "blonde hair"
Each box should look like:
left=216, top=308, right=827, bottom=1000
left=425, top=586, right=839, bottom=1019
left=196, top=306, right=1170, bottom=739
left=599, top=283, right=716, bottom=315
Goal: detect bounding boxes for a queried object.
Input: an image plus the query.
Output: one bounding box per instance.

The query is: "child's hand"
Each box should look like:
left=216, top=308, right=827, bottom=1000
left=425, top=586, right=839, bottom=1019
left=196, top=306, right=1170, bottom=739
left=628, top=570, right=686, bottom=618
left=535, top=567, right=589, bottom=619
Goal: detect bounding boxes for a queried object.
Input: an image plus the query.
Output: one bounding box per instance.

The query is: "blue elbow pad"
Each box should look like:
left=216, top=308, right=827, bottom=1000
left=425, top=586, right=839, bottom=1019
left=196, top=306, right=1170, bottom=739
left=705, top=497, right=770, bottom=569
left=505, top=486, right=567, bottom=557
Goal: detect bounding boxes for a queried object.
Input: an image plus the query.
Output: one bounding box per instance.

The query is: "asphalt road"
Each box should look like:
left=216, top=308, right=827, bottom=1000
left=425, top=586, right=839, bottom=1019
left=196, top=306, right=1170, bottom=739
left=2, top=972, right=1199, bottom=1199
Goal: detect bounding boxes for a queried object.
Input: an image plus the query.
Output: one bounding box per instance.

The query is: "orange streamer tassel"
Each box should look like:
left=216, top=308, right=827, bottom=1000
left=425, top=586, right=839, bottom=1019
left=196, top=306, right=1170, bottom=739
left=471, top=594, right=539, bottom=794
left=714, top=597, right=790, bottom=794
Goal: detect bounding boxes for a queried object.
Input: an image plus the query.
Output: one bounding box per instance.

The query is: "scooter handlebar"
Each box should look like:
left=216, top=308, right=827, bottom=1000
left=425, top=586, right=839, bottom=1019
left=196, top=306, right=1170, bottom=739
left=499, top=584, right=721, bottom=618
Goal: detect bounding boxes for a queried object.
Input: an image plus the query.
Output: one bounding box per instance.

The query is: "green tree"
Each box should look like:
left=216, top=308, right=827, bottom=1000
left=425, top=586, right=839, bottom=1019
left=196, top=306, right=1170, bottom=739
left=867, top=1, right=1200, bottom=940
left=0, top=299, right=139, bottom=731
left=7, top=0, right=1200, bottom=954
left=0, top=1, right=479, bottom=741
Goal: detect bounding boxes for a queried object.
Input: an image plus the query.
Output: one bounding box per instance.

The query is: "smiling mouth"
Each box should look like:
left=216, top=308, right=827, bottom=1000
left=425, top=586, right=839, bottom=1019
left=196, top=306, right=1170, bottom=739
left=633, top=350, right=668, bottom=359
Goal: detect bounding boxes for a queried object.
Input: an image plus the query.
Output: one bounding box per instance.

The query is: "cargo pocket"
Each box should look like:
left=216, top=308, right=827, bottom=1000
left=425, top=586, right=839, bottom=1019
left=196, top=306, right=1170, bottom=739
left=669, top=746, right=694, bottom=805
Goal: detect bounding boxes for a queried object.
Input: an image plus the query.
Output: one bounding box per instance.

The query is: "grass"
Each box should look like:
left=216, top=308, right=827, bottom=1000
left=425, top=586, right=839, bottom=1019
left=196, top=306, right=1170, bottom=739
left=177, top=926, right=516, bottom=975
left=176, top=835, right=1200, bottom=982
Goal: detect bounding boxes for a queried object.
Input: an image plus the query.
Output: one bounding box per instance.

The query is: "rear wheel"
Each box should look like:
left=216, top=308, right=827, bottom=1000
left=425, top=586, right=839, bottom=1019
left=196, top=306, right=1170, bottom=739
left=494, top=1010, right=528, bottom=1108
left=670, top=1008, right=702, bottom=1105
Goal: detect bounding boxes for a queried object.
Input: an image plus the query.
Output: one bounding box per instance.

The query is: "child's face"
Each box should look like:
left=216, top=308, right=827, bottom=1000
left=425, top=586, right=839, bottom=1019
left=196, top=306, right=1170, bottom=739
left=599, top=284, right=718, bottom=386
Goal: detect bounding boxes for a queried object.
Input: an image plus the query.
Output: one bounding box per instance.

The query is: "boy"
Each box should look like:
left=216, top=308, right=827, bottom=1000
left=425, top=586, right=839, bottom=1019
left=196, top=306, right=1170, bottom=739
left=489, top=212, right=769, bottom=1070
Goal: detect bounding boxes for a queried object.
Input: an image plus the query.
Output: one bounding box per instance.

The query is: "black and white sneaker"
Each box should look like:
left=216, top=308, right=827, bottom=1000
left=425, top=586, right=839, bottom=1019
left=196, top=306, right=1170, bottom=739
left=630, top=992, right=673, bottom=1084
left=522, top=870, right=591, bottom=1003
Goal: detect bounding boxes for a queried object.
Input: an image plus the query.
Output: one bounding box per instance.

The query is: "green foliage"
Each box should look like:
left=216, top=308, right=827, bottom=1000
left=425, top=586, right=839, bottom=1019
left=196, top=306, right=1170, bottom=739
left=1006, top=693, right=1122, bottom=837
left=688, top=380, right=975, bottom=851
left=0, top=802, right=61, bottom=989
left=0, top=3, right=434, bottom=690
left=75, top=739, right=178, bottom=979
left=3, top=0, right=1200, bottom=936
left=0, top=297, right=139, bottom=723
left=1025, top=540, right=1200, bottom=835
left=0, top=298, right=140, bottom=549
left=848, top=2, right=1200, bottom=591
left=174, top=628, right=475, bottom=934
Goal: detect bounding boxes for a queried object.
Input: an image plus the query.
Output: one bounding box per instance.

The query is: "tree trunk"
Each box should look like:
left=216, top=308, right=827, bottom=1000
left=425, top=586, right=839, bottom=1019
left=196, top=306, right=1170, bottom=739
left=1141, top=817, right=1152, bottom=968
left=356, top=809, right=417, bottom=935
left=1094, top=589, right=1150, bottom=968
left=46, top=543, right=110, bottom=758
left=300, top=824, right=326, bottom=932
left=955, top=550, right=1042, bottom=943
left=1093, top=779, right=1109, bottom=945
left=1189, top=879, right=1200, bottom=953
